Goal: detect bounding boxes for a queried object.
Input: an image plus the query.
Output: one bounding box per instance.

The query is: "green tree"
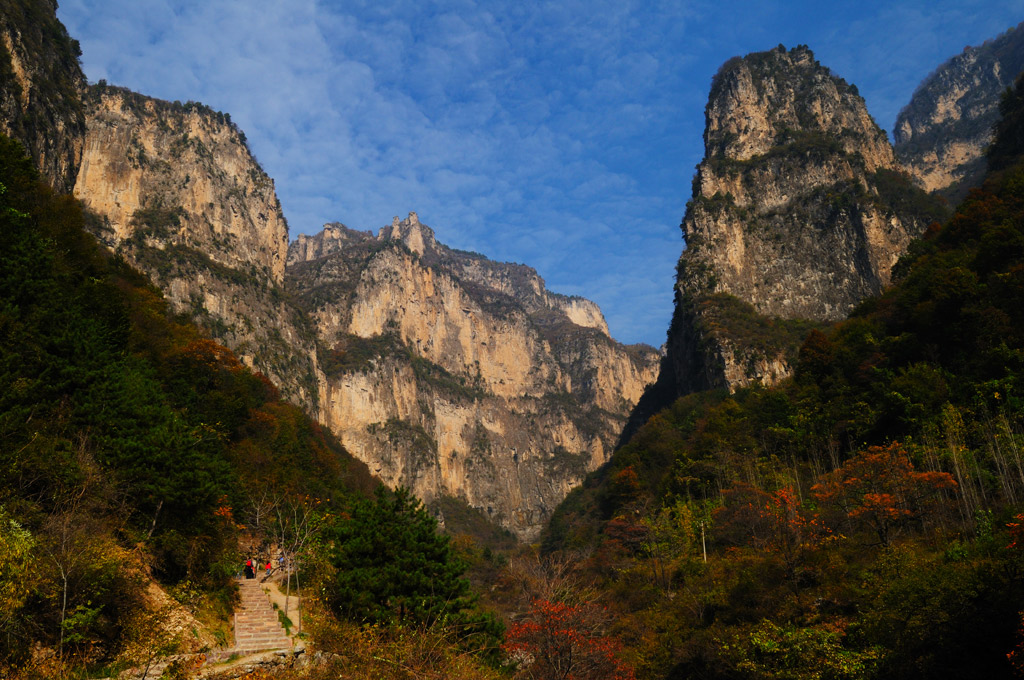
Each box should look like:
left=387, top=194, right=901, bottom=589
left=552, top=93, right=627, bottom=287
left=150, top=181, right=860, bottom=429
left=325, top=486, right=477, bottom=627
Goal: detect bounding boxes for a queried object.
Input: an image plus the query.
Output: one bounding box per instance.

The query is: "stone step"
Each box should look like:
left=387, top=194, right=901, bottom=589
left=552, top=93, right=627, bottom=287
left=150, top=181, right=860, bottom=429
left=233, top=577, right=291, bottom=653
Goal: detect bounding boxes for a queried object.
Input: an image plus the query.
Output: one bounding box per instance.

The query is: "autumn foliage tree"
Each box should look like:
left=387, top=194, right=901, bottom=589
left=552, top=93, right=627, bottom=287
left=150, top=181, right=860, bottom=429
left=503, top=599, right=635, bottom=680
left=812, top=443, right=956, bottom=545
left=715, top=483, right=828, bottom=581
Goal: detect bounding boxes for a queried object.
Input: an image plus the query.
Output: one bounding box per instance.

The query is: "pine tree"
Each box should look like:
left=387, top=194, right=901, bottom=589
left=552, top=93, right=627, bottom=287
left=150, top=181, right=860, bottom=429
left=326, top=486, right=476, bottom=627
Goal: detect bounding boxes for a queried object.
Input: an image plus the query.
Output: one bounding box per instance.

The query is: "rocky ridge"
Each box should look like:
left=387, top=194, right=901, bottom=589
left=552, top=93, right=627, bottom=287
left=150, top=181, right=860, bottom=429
left=895, top=22, right=1024, bottom=199
left=626, top=46, right=943, bottom=440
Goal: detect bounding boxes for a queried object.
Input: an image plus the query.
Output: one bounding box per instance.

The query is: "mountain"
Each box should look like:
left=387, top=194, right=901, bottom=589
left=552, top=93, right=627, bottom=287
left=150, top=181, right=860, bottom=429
left=623, top=45, right=946, bottom=442
left=69, top=87, right=657, bottom=540
left=895, top=21, right=1024, bottom=200
left=543, top=72, right=1024, bottom=680
left=73, top=84, right=321, bottom=411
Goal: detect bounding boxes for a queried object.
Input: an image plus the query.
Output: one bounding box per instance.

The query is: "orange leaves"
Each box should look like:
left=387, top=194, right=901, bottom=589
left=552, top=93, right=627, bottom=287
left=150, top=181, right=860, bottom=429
left=715, top=483, right=827, bottom=558
left=1010, top=611, right=1024, bottom=678
left=504, top=599, right=635, bottom=680
left=812, top=442, right=956, bottom=545
left=1008, top=514, right=1024, bottom=550
left=212, top=495, right=234, bottom=523
left=176, top=338, right=243, bottom=373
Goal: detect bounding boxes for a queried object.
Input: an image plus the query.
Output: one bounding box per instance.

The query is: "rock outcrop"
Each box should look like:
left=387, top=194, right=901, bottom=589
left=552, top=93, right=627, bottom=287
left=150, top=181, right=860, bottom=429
left=0, top=0, right=85, bottom=192
left=289, top=215, right=659, bottom=538
left=625, top=46, right=943, bottom=441
left=74, top=85, right=319, bottom=410
left=895, top=22, right=1024, bottom=199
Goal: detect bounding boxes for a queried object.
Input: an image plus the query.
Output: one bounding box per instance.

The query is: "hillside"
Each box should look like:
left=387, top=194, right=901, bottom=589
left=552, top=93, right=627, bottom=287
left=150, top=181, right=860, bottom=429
left=541, top=74, right=1024, bottom=680
left=0, top=132, right=380, bottom=673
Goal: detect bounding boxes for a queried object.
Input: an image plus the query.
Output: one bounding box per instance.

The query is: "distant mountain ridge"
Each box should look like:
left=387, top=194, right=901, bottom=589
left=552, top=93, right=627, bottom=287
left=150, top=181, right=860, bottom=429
left=895, top=21, right=1024, bottom=201
left=287, top=213, right=659, bottom=538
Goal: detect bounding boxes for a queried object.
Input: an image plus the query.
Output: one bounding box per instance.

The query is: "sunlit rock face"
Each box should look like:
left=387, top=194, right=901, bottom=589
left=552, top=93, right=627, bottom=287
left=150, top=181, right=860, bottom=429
left=625, top=46, right=939, bottom=442
left=74, top=85, right=319, bottom=410
left=895, top=22, right=1024, bottom=199
left=289, top=214, right=659, bottom=539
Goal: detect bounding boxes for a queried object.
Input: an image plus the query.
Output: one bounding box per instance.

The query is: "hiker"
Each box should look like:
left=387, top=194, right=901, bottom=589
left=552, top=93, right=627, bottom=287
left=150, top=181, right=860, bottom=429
left=265, top=560, right=272, bottom=577
left=244, top=558, right=254, bottom=579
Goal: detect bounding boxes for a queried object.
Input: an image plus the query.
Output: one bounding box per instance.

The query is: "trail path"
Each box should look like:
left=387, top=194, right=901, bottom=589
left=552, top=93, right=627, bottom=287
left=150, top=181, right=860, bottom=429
left=118, top=577, right=298, bottom=679
left=234, top=577, right=293, bottom=653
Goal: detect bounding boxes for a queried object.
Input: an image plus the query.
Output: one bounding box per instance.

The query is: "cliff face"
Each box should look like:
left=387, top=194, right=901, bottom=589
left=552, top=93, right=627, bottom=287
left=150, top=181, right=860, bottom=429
left=0, top=0, right=84, bottom=192
left=895, top=22, right=1024, bottom=198
left=73, top=85, right=319, bottom=410
left=630, top=46, right=941, bottom=433
left=289, top=214, right=659, bottom=538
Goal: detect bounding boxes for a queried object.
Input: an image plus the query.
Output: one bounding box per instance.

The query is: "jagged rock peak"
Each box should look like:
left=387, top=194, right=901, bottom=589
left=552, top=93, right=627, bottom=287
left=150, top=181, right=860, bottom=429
left=704, top=44, right=894, bottom=172
left=290, top=214, right=613, bottom=338
left=631, top=44, right=942, bottom=427
left=288, top=222, right=374, bottom=264
left=379, top=211, right=438, bottom=257
left=682, top=44, right=922, bottom=324
left=894, top=22, right=1024, bottom=196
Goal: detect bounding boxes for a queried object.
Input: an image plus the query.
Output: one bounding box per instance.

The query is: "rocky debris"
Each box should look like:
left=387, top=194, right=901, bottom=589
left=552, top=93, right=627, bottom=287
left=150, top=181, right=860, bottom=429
left=895, top=22, right=1024, bottom=198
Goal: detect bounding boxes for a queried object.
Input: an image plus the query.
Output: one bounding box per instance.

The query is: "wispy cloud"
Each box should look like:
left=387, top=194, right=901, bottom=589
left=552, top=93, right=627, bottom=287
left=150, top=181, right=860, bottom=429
left=58, top=0, right=1024, bottom=344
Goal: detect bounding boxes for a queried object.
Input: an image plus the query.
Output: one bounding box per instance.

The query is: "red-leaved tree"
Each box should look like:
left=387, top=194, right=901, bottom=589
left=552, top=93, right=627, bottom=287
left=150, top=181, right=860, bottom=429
left=503, top=599, right=635, bottom=680
left=811, top=442, right=956, bottom=545
left=715, top=483, right=829, bottom=583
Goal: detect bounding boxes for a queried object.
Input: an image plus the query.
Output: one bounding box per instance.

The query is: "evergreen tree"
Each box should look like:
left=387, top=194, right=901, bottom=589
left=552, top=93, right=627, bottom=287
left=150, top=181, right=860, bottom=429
left=326, top=486, right=476, bottom=627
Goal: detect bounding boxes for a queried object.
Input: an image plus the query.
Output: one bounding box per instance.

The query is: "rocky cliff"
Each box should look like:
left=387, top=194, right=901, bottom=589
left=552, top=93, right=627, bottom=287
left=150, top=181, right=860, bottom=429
left=0, top=0, right=84, bottom=193
left=895, top=22, right=1024, bottom=199
left=625, top=46, right=944, bottom=440
left=69, top=85, right=657, bottom=539
left=74, top=84, right=320, bottom=410
left=289, top=214, right=659, bottom=538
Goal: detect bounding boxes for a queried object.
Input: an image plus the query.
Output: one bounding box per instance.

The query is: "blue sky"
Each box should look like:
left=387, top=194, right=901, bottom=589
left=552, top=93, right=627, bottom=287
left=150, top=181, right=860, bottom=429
left=58, top=0, right=1024, bottom=346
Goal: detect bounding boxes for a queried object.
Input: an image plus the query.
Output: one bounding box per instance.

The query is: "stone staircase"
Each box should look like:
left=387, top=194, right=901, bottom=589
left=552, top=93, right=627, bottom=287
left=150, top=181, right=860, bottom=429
left=234, top=577, right=292, bottom=653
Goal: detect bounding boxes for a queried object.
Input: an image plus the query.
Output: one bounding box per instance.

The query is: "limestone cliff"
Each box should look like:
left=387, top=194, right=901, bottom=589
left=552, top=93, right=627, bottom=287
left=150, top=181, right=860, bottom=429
left=289, top=214, right=659, bottom=538
left=625, top=46, right=943, bottom=441
left=0, top=0, right=84, bottom=192
left=74, top=84, right=319, bottom=410
left=895, top=22, right=1024, bottom=199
